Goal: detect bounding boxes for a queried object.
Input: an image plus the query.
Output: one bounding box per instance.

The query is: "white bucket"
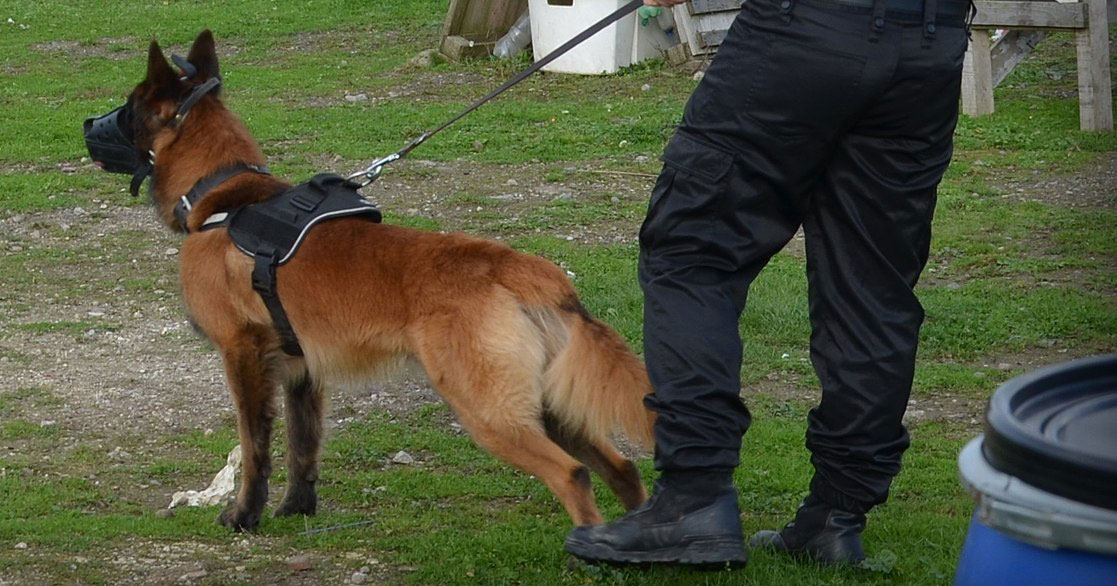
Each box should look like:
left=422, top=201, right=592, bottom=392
left=528, top=0, right=671, bottom=75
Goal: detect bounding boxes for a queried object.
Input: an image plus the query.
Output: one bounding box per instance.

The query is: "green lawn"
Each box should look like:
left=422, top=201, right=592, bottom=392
left=0, top=1, right=1114, bottom=584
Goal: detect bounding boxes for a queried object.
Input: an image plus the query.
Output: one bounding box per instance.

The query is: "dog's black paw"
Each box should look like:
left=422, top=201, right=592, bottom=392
left=218, top=505, right=262, bottom=532
left=274, top=489, right=317, bottom=517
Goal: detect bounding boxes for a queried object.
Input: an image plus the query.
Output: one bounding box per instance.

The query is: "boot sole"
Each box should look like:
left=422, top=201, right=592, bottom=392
left=565, top=536, right=748, bottom=569
left=750, top=532, right=865, bottom=566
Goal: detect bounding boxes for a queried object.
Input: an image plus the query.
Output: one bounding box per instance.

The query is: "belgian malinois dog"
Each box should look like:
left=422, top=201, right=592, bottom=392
left=85, top=30, right=654, bottom=532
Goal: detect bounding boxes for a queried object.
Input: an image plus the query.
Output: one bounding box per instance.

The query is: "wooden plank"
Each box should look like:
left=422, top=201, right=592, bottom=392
left=699, top=29, right=729, bottom=48
left=991, top=30, right=1049, bottom=87
left=673, top=4, right=707, bottom=54
left=962, top=31, right=996, bottom=116
left=972, top=1, right=1086, bottom=29
left=1075, top=0, right=1113, bottom=130
left=442, top=0, right=470, bottom=39
left=442, top=0, right=527, bottom=42
left=689, top=0, right=743, bottom=14
left=674, top=0, right=741, bottom=53
left=690, top=11, right=738, bottom=48
left=439, top=35, right=491, bottom=61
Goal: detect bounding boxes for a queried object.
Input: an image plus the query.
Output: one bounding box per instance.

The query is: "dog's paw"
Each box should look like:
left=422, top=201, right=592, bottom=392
left=274, top=489, right=317, bottom=517
left=218, top=505, right=261, bottom=532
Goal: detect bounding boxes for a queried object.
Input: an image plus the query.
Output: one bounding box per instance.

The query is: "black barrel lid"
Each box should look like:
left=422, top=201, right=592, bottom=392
left=982, top=354, right=1117, bottom=511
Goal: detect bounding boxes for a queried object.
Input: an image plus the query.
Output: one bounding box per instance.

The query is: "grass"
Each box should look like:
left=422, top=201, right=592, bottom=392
left=0, top=406, right=975, bottom=585
left=0, top=1, right=1114, bottom=584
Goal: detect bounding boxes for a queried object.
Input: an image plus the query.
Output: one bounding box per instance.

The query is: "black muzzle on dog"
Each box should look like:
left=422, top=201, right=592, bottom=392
left=83, top=104, right=142, bottom=175
left=83, top=102, right=152, bottom=197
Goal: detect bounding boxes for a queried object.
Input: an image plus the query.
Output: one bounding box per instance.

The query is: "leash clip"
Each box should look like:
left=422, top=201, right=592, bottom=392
left=346, top=152, right=401, bottom=187
left=346, top=131, right=430, bottom=188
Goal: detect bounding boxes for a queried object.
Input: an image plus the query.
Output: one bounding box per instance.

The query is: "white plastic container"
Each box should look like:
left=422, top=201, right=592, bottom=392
left=528, top=0, right=672, bottom=75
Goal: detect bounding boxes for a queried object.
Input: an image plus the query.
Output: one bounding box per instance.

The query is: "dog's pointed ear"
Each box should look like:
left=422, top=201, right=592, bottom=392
left=186, top=30, right=220, bottom=85
left=145, top=40, right=179, bottom=89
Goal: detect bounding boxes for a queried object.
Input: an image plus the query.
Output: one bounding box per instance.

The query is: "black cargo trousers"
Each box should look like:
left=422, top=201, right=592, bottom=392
left=639, top=0, right=969, bottom=514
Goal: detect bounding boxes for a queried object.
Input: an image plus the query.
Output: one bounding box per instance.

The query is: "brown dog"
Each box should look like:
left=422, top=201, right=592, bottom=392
left=96, top=30, right=656, bottom=532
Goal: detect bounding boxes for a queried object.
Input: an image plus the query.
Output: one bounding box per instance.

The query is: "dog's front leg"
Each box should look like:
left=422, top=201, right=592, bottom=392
left=217, top=335, right=278, bottom=532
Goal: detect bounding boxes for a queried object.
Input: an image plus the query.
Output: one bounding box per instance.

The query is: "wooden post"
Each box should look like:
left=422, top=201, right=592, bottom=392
left=962, top=31, right=995, bottom=117
left=440, top=0, right=528, bottom=60
left=1075, top=0, right=1113, bottom=131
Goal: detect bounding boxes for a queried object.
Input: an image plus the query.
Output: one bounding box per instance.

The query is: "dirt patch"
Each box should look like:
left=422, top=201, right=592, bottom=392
left=30, top=37, right=140, bottom=61
left=993, top=152, right=1117, bottom=210
left=8, top=535, right=400, bottom=586
left=294, top=71, right=491, bottom=108
left=272, top=29, right=403, bottom=57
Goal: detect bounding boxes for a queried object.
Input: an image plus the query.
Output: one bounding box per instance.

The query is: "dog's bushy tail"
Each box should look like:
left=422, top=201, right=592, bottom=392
left=532, top=301, right=655, bottom=449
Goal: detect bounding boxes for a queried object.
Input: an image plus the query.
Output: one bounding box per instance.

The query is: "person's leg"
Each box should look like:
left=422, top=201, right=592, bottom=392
left=751, top=5, right=969, bottom=565
left=642, top=0, right=876, bottom=488
left=567, top=0, right=871, bottom=565
left=805, top=13, right=966, bottom=520
left=637, top=132, right=786, bottom=480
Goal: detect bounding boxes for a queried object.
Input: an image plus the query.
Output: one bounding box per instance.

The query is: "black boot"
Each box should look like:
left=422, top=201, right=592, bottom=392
left=564, top=471, right=747, bottom=567
left=748, top=494, right=866, bottom=565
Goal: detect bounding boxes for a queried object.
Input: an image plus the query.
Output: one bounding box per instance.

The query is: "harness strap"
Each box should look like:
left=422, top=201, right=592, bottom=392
left=251, top=248, right=304, bottom=356
left=130, top=160, right=153, bottom=198
left=223, top=173, right=382, bottom=357
left=171, top=54, right=198, bottom=79
left=173, top=163, right=271, bottom=231
left=174, top=77, right=221, bottom=126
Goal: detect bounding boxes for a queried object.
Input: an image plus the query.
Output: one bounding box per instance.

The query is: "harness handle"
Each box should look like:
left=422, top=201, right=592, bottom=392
left=347, top=0, right=644, bottom=187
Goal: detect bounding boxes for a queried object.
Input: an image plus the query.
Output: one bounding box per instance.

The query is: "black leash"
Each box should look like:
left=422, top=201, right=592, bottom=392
left=347, top=0, right=644, bottom=186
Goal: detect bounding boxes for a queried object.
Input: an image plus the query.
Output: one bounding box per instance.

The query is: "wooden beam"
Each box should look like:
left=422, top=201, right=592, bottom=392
left=972, top=1, right=1086, bottom=29
left=991, top=30, right=1049, bottom=87
left=442, top=0, right=527, bottom=43
left=689, top=11, right=737, bottom=49
left=673, top=4, right=706, bottom=55
left=699, top=29, right=729, bottom=48
left=439, top=35, right=492, bottom=61
left=962, top=31, right=996, bottom=117
left=1075, top=0, right=1113, bottom=130
left=689, top=0, right=744, bottom=14
left=442, top=0, right=470, bottom=39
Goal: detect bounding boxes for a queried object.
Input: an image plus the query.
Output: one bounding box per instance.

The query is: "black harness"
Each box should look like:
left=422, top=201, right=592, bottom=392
left=187, top=170, right=382, bottom=356
left=173, top=162, right=272, bottom=229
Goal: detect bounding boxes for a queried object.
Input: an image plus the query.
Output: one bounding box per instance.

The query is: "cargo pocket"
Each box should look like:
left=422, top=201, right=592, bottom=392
left=638, top=132, right=736, bottom=258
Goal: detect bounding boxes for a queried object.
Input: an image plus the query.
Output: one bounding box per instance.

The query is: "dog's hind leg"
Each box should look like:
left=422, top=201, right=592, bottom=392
left=542, top=412, right=647, bottom=511
left=216, top=329, right=279, bottom=532
left=457, top=408, right=605, bottom=526
left=274, top=366, right=324, bottom=517
left=411, top=315, right=605, bottom=526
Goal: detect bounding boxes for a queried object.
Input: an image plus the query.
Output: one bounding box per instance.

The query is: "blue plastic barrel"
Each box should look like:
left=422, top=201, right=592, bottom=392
left=954, top=354, right=1117, bottom=586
